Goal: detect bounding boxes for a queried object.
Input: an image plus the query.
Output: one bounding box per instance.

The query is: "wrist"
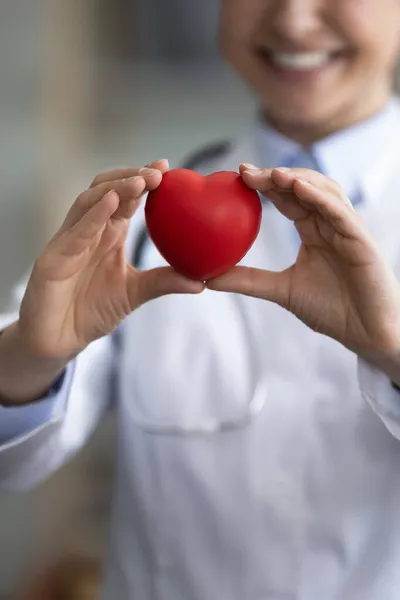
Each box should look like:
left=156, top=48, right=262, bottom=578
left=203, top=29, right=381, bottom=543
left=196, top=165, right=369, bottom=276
left=4, top=320, right=68, bottom=365
left=0, top=321, right=70, bottom=406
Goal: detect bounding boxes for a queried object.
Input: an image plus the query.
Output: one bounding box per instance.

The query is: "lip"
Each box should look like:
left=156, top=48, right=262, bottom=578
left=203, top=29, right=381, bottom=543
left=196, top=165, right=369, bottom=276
left=255, top=47, right=344, bottom=83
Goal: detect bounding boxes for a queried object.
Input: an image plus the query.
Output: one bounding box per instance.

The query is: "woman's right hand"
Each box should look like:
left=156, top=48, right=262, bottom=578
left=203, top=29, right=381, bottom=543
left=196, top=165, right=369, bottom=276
left=18, top=159, right=204, bottom=362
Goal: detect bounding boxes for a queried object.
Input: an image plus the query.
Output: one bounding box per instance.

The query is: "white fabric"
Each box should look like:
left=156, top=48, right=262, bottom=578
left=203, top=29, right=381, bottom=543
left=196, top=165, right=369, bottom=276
left=1, top=103, right=400, bottom=599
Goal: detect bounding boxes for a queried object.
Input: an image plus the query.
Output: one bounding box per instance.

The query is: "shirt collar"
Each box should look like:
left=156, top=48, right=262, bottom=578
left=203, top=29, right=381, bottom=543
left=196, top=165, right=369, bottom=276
left=255, top=96, right=400, bottom=201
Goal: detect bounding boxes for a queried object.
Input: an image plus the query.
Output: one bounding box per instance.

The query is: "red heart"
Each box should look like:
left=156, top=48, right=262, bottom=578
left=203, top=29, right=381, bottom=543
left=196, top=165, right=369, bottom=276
left=145, top=169, right=262, bottom=281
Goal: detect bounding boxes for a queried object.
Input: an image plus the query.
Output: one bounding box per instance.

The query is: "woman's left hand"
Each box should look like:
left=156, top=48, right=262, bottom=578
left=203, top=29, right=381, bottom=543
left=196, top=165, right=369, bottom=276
left=207, top=164, right=400, bottom=360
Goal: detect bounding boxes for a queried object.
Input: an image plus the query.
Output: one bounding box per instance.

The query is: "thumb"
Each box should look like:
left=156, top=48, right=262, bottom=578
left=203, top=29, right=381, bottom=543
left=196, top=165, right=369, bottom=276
left=206, top=266, right=291, bottom=308
left=128, top=267, right=205, bottom=309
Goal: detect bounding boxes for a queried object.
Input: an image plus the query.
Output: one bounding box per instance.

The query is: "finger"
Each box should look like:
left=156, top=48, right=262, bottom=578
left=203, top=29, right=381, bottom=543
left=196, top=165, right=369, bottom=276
left=206, top=265, right=291, bottom=308
left=60, top=170, right=160, bottom=233
left=265, top=187, right=310, bottom=221
left=240, top=165, right=355, bottom=223
left=293, top=178, right=362, bottom=238
left=271, top=168, right=351, bottom=207
left=240, top=167, right=309, bottom=221
left=89, top=159, right=169, bottom=187
left=87, top=169, right=161, bottom=205
left=239, top=162, right=259, bottom=174
left=59, top=190, right=121, bottom=256
left=58, top=176, right=145, bottom=234
left=239, top=166, right=274, bottom=195
left=240, top=163, right=349, bottom=207
left=294, top=212, right=331, bottom=248
left=128, top=267, right=205, bottom=309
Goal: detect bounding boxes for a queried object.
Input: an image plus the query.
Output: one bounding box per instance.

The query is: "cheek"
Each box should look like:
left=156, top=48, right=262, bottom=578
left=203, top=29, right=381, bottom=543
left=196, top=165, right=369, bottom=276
left=219, top=0, right=266, bottom=46
left=341, top=0, right=400, bottom=65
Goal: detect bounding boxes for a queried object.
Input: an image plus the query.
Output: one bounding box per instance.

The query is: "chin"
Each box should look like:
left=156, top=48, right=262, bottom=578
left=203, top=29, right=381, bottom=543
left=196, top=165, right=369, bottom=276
left=262, top=93, right=344, bottom=136
left=266, top=102, right=326, bottom=123
left=264, top=107, right=342, bottom=143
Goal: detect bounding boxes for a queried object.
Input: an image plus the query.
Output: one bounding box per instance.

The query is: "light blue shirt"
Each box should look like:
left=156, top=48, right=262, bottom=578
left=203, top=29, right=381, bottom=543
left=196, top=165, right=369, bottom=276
left=1, top=97, right=400, bottom=444
left=0, top=363, right=66, bottom=444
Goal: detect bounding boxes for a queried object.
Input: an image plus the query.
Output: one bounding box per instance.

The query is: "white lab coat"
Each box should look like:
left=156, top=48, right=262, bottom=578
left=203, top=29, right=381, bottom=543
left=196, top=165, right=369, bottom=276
left=2, top=131, right=400, bottom=600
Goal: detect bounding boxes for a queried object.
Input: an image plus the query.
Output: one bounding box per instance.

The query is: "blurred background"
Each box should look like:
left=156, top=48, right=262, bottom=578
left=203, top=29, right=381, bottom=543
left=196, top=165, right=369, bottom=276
left=0, top=0, right=255, bottom=597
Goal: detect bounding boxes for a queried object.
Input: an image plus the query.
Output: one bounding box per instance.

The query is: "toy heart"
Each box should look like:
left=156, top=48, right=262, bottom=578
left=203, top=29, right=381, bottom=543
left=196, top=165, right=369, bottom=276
left=145, top=169, right=262, bottom=281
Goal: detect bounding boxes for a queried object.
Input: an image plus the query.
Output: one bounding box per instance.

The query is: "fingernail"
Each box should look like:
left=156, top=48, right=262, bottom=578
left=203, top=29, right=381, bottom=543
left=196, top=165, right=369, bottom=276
left=145, top=159, right=169, bottom=167
left=139, top=167, right=158, bottom=176
left=275, top=167, right=290, bottom=173
left=242, top=162, right=258, bottom=169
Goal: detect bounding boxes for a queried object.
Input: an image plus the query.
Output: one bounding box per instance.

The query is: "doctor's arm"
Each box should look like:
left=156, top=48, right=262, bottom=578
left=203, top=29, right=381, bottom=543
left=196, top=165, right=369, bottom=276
left=207, top=164, right=400, bottom=437
left=0, top=160, right=204, bottom=491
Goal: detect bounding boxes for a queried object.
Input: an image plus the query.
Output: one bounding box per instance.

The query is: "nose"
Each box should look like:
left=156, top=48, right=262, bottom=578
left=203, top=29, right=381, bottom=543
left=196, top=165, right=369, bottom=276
left=270, top=0, right=322, bottom=44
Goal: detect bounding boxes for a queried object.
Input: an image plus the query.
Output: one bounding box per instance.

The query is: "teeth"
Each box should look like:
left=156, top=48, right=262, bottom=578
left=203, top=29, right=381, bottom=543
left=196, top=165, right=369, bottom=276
left=271, top=52, right=330, bottom=70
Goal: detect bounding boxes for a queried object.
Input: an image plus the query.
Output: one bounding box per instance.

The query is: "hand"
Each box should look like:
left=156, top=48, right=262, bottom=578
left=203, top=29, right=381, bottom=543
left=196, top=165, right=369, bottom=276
left=18, top=159, right=204, bottom=361
left=207, top=164, right=400, bottom=360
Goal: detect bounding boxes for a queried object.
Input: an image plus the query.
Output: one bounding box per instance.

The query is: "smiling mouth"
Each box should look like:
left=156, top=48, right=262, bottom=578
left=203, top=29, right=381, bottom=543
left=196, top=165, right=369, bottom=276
left=256, top=49, right=343, bottom=72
